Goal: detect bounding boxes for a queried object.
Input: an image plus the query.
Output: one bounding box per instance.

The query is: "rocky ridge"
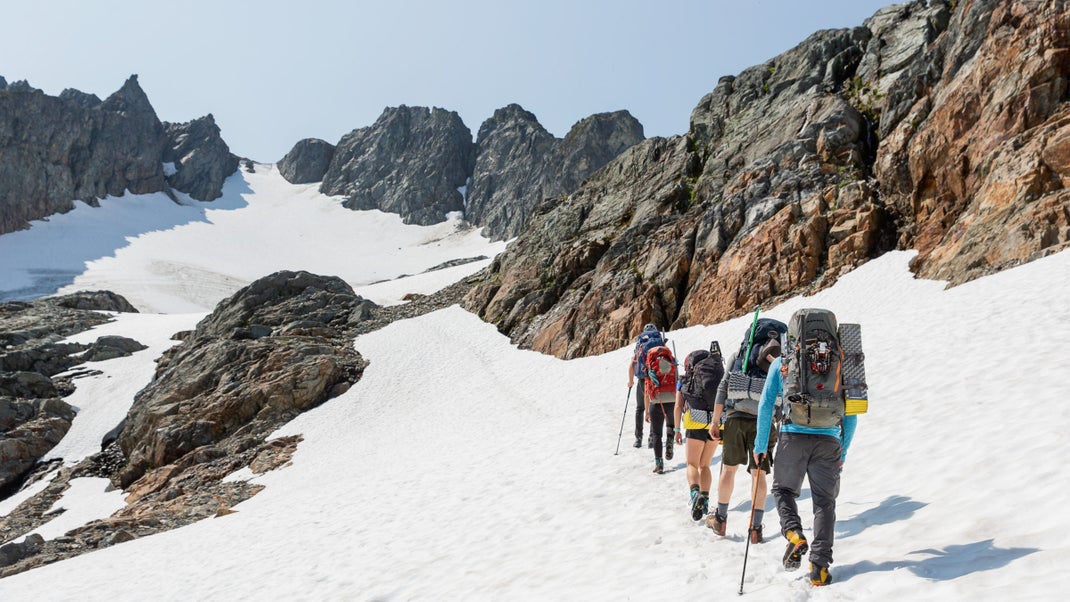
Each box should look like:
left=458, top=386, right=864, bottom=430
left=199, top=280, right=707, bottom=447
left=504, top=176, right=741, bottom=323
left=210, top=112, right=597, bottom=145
left=463, top=0, right=1070, bottom=359
left=0, top=75, right=240, bottom=236
left=280, top=104, right=644, bottom=237
left=465, top=105, right=645, bottom=240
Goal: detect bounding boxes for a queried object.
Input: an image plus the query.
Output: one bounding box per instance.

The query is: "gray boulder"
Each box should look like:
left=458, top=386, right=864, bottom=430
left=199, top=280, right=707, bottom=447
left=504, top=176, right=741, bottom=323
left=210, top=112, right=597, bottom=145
left=83, top=336, right=147, bottom=362
left=321, top=105, right=475, bottom=225
left=162, top=114, right=240, bottom=202
left=278, top=138, right=335, bottom=184
left=51, top=290, right=138, bottom=313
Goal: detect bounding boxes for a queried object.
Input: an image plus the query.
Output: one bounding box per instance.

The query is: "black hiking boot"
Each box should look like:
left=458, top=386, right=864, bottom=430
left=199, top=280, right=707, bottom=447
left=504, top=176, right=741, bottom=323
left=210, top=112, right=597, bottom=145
left=706, top=511, right=727, bottom=536
left=809, top=563, right=831, bottom=586
left=665, top=437, right=674, bottom=460
left=633, top=437, right=642, bottom=448
left=782, top=530, right=808, bottom=570
left=690, top=493, right=708, bottom=522
left=653, top=458, right=664, bottom=474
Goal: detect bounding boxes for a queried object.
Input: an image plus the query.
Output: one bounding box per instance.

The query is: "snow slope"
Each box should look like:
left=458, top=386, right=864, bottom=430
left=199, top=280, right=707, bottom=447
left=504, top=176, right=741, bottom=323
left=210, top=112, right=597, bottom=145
left=0, top=165, right=507, bottom=312
left=0, top=248, right=1067, bottom=600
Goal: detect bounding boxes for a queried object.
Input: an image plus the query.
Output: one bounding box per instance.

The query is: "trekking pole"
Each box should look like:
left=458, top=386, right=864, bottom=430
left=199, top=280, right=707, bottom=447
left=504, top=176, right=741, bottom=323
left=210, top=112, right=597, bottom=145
left=738, top=455, right=764, bottom=595
left=614, top=385, right=634, bottom=455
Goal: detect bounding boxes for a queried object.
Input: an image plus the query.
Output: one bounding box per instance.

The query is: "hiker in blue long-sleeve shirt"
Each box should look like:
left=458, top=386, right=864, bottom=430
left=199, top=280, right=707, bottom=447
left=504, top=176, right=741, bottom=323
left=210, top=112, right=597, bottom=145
left=753, top=356, right=858, bottom=586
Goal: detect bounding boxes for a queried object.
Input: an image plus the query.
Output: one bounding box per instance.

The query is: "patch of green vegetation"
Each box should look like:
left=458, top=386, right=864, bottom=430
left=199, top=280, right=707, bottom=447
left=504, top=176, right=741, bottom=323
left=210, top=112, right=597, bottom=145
left=844, top=76, right=884, bottom=124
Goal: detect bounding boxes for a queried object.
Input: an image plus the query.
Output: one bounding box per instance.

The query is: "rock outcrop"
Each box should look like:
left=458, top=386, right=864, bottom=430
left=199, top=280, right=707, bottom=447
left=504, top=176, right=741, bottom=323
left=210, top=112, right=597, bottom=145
left=465, top=0, right=1069, bottom=359
left=115, top=271, right=369, bottom=487
left=320, top=106, right=475, bottom=225
left=278, top=138, right=336, bottom=184
left=0, top=292, right=139, bottom=493
left=0, top=75, right=239, bottom=236
left=465, top=105, right=644, bottom=240
left=163, top=114, right=240, bottom=202
left=871, top=0, right=1070, bottom=283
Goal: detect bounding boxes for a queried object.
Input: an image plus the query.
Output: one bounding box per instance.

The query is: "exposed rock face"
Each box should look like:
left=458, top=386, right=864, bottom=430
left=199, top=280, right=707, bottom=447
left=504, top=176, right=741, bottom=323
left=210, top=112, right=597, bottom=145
left=465, top=26, right=888, bottom=358
left=163, top=114, right=241, bottom=202
left=0, top=292, right=138, bottom=493
left=872, top=0, right=1070, bottom=283
left=0, top=75, right=239, bottom=236
left=321, top=106, right=475, bottom=225
left=466, top=0, right=1068, bottom=359
left=116, top=271, right=369, bottom=487
left=0, top=398, right=74, bottom=491
left=465, top=105, right=644, bottom=240
left=278, top=138, right=336, bottom=184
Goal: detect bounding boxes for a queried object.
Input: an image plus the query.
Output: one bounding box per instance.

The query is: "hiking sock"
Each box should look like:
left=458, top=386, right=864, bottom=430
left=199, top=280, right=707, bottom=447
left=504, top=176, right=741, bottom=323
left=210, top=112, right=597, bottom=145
left=690, top=484, right=700, bottom=493
left=717, top=502, right=729, bottom=517
left=752, top=509, right=764, bottom=527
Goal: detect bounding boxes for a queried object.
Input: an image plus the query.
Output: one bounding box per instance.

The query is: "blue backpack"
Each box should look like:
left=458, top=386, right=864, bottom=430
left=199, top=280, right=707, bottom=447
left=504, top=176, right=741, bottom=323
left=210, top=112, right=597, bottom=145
left=632, top=326, right=665, bottom=378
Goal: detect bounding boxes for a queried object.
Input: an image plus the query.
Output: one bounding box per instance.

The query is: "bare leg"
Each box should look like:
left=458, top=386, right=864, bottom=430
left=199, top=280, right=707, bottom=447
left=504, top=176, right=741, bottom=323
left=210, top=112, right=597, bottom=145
left=717, top=463, right=739, bottom=505
left=699, top=440, right=718, bottom=492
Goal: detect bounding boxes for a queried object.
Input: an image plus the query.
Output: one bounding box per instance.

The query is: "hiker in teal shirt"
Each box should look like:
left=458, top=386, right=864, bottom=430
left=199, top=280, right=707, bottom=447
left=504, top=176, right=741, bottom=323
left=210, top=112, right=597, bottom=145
left=753, top=357, right=857, bottom=459
left=753, top=356, right=858, bottom=585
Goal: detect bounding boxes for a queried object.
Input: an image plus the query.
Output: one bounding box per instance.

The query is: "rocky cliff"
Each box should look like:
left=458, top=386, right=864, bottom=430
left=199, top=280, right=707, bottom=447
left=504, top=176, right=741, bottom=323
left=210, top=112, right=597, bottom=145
left=319, top=106, right=475, bottom=226
left=299, top=103, right=643, bottom=233
left=464, top=0, right=1070, bottom=359
left=465, top=105, right=644, bottom=239
left=0, top=75, right=240, bottom=236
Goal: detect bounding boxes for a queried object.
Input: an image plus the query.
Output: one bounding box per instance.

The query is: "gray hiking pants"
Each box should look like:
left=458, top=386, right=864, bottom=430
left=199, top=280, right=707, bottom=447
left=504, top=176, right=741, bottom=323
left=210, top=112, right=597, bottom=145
left=771, top=432, right=842, bottom=567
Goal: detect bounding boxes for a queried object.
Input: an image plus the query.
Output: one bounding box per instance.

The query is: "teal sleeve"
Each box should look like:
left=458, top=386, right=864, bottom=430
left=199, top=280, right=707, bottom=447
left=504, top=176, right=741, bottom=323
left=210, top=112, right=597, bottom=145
left=840, top=414, right=857, bottom=461
left=753, top=357, right=782, bottom=453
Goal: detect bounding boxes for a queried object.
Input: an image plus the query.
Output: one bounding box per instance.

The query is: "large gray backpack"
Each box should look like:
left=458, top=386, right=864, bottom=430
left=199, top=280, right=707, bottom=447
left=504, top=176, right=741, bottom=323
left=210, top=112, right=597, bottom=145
left=782, top=308, right=868, bottom=428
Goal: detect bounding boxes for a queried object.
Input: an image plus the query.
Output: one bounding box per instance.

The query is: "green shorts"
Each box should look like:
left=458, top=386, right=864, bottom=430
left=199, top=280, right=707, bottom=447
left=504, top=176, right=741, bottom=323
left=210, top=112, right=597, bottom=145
left=721, top=416, right=776, bottom=472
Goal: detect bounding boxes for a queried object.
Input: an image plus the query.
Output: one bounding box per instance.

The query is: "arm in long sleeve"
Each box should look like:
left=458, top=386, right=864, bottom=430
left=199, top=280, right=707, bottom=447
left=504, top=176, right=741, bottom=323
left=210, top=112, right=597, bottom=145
left=753, top=357, right=783, bottom=453
left=840, top=414, right=857, bottom=462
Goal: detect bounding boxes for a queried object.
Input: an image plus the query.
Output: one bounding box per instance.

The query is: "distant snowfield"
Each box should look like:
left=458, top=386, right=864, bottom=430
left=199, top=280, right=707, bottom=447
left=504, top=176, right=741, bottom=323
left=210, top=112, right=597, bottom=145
left=1, top=248, right=1067, bottom=600
left=0, top=165, right=507, bottom=311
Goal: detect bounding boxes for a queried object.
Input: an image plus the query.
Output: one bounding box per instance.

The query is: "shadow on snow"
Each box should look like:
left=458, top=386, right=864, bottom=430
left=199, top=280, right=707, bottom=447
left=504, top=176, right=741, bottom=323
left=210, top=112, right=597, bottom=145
left=0, top=174, right=251, bottom=302
left=835, top=539, right=1037, bottom=582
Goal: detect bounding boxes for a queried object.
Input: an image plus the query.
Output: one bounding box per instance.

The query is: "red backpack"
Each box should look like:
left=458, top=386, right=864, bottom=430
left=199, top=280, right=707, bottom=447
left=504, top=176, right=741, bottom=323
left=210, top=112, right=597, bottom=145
left=644, top=345, right=677, bottom=402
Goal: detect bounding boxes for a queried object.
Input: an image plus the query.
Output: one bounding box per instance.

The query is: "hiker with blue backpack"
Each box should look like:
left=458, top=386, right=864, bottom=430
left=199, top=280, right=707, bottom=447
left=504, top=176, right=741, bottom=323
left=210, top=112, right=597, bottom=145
left=752, top=308, right=867, bottom=588
left=707, top=316, right=787, bottom=543
left=627, top=324, right=663, bottom=449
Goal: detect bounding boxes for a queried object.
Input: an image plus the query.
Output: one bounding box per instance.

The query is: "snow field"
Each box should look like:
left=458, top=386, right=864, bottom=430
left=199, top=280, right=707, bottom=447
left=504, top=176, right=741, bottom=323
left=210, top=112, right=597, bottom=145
left=0, top=249, right=1066, bottom=599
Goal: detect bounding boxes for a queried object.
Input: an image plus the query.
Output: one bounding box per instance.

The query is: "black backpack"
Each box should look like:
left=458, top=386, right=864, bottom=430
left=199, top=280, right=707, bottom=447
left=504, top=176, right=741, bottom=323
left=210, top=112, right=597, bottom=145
left=681, top=346, right=724, bottom=413
left=731, top=318, right=789, bottom=377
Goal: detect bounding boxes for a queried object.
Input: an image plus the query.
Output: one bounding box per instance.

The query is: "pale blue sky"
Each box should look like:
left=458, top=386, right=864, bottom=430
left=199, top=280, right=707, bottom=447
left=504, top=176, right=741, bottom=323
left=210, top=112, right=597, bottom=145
left=2, top=0, right=894, bottom=162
